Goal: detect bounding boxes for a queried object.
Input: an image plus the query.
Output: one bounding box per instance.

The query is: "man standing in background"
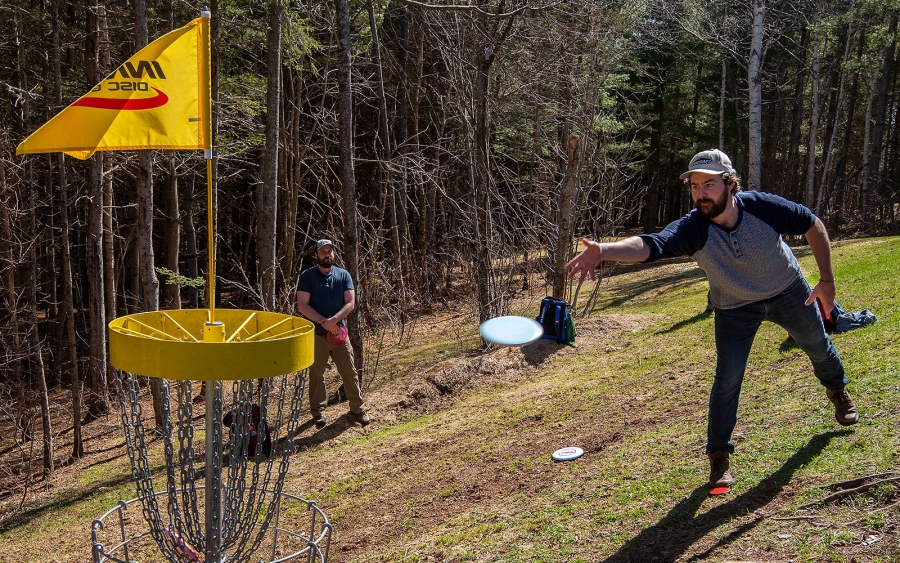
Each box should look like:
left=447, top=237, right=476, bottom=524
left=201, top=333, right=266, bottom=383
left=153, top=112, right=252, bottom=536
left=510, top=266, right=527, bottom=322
left=297, top=239, right=369, bottom=428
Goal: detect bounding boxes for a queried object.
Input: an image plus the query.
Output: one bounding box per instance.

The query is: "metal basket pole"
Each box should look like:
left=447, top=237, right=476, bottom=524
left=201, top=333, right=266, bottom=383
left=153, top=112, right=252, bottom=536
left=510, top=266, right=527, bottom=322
left=205, top=379, right=224, bottom=563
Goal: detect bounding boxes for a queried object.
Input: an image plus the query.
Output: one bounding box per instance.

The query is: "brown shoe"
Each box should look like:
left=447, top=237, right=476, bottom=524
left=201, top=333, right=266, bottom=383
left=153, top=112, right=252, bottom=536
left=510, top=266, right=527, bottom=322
left=826, top=387, right=859, bottom=426
left=353, top=410, right=371, bottom=427
left=311, top=411, right=327, bottom=429
left=709, top=451, right=736, bottom=488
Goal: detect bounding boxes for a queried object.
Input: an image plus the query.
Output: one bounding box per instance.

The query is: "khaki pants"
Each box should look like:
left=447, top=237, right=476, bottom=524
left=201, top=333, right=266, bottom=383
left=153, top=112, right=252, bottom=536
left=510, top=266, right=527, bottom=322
left=308, top=334, right=365, bottom=415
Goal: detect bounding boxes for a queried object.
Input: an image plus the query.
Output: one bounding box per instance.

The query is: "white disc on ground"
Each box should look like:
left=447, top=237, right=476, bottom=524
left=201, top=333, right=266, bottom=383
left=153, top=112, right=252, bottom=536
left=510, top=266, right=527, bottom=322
left=551, top=447, right=584, bottom=462
left=479, top=316, right=544, bottom=347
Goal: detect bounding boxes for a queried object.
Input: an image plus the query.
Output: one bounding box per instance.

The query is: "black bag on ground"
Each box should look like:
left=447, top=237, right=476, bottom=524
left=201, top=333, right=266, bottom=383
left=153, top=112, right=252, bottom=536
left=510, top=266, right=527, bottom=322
left=536, top=297, right=576, bottom=345
left=223, top=403, right=272, bottom=458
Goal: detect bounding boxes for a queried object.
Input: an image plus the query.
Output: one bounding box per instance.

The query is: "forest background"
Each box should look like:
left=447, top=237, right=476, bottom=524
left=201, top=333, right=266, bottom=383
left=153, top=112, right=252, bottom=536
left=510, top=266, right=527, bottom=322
left=1, top=0, right=899, bottom=483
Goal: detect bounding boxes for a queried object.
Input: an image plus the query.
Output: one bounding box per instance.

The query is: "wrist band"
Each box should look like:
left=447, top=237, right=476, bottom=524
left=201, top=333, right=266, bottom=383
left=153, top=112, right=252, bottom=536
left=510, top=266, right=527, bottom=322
left=819, top=279, right=834, bottom=283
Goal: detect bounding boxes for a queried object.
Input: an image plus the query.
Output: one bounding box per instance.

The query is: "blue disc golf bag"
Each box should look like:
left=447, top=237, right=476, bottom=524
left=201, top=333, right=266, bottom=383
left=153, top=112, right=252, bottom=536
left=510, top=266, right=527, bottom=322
left=537, top=297, right=576, bottom=345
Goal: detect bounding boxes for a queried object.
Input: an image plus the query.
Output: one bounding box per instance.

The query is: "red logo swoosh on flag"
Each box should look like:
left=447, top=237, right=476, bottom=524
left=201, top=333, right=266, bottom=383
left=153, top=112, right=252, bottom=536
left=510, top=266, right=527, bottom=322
left=73, top=88, right=169, bottom=110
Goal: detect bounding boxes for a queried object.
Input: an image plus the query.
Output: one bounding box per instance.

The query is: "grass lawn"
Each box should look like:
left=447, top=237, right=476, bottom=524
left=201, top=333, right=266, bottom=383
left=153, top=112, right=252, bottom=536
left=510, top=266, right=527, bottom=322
left=1, top=236, right=897, bottom=563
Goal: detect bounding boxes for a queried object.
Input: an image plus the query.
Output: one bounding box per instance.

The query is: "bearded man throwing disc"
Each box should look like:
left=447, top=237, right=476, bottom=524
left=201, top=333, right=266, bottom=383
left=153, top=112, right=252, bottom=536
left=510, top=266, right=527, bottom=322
left=565, top=149, right=858, bottom=491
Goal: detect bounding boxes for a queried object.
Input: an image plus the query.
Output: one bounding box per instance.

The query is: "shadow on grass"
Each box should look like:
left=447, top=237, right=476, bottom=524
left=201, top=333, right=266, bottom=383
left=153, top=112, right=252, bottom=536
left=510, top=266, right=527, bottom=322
left=656, top=310, right=713, bottom=335
left=602, top=266, right=708, bottom=309
left=602, top=429, right=852, bottom=563
left=779, top=337, right=801, bottom=353
left=521, top=339, right=566, bottom=366
left=0, top=462, right=164, bottom=533
left=291, top=412, right=356, bottom=452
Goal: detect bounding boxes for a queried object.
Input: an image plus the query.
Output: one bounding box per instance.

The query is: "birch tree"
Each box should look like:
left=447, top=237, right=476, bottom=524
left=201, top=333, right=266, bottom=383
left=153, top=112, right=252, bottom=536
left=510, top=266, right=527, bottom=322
left=672, top=0, right=795, bottom=190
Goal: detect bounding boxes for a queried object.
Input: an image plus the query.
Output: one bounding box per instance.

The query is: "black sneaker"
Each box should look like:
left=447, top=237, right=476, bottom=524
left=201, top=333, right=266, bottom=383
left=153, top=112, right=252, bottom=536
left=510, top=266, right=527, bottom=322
left=708, top=451, right=736, bottom=488
left=826, top=387, right=859, bottom=426
left=311, top=411, right=327, bottom=429
left=354, top=410, right=371, bottom=427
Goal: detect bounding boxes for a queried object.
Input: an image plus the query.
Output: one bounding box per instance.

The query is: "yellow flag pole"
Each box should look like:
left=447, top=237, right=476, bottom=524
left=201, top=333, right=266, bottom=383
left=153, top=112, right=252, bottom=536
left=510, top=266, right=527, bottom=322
left=206, top=156, right=215, bottom=324
left=200, top=8, right=215, bottom=325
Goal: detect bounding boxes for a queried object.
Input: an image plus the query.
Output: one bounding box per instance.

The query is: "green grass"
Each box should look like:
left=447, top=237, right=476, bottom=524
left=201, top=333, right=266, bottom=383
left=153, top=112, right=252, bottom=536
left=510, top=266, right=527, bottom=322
left=1, top=236, right=897, bottom=563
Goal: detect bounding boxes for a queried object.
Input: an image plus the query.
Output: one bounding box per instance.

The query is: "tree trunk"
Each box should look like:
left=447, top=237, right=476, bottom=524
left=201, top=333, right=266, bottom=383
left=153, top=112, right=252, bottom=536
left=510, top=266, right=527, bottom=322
left=864, top=10, right=898, bottom=217
left=51, top=0, right=81, bottom=457
left=412, top=26, right=428, bottom=290
left=14, top=6, right=49, bottom=465
left=164, top=158, right=181, bottom=309
left=85, top=0, right=109, bottom=422
left=43, top=159, right=61, bottom=385
left=833, top=32, right=865, bottom=233
left=719, top=56, right=726, bottom=149
left=279, top=68, right=302, bottom=286
left=643, top=81, right=665, bottom=233
left=184, top=180, right=199, bottom=308
left=15, top=61, right=54, bottom=472
left=334, top=0, right=364, bottom=375
left=32, top=321, right=52, bottom=475
left=553, top=134, right=579, bottom=299
left=530, top=97, right=544, bottom=284
left=473, top=43, right=496, bottom=324
left=56, top=153, right=84, bottom=459
left=368, top=0, right=405, bottom=308
left=27, top=168, right=52, bottom=475
left=728, top=69, right=745, bottom=178
left=804, top=27, right=821, bottom=208
left=259, top=0, right=281, bottom=311
left=785, top=27, right=809, bottom=200
left=366, top=0, right=406, bottom=304
left=888, top=74, right=900, bottom=226
left=132, top=0, right=155, bottom=313
left=551, top=57, right=577, bottom=299
left=86, top=155, right=108, bottom=420
left=395, top=6, right=411, bottom=279
left=132, top=0, right=165, bottom=428
left=1, top=159, right=23, bottom=427
left=817, top=24, right=852, bottom=215
left=746, top=0, right=765, bottom=191
left=102, top=156, right=117, bottom=388
left=100, top=0, right=117, bottom=338
left=860, top=56, right=880, bottom=214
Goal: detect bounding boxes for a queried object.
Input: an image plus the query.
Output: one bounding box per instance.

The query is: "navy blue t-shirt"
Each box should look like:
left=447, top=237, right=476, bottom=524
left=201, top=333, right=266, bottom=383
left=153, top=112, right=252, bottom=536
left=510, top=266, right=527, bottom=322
left=298, top=266, right=355, bottom=336
left=639, top=191, right=816, bottom=309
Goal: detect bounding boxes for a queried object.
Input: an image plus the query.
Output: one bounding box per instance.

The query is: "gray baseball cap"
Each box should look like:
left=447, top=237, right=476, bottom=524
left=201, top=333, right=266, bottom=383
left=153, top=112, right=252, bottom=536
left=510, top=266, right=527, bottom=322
left=315, top=239, right=334, bottom=251
left=679, top=149, right=736, bottom=179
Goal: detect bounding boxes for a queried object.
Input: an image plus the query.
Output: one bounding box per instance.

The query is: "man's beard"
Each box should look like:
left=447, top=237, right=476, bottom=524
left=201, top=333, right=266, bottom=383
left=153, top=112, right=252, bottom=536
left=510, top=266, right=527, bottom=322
left=695, top=189, right=729, bottom=220
left=317, top=257, right=333, bottom=268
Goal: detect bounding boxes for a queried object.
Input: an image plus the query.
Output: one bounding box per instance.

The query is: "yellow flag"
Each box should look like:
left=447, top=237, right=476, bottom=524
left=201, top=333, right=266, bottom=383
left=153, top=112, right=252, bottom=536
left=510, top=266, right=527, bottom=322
left=16, top=16, right=211, bottom=160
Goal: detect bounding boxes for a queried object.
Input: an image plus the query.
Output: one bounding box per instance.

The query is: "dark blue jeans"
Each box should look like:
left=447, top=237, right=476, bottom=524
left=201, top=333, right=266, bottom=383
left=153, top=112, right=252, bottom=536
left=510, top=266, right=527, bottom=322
left=707, top=277, right=849, bottom=454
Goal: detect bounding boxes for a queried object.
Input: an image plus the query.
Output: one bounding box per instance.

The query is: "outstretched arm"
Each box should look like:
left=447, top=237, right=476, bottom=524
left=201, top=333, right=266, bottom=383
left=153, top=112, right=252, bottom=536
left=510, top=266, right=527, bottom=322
left=803, top=217, right=836, bottom=307
left=565, top=236, right=651, bottom=284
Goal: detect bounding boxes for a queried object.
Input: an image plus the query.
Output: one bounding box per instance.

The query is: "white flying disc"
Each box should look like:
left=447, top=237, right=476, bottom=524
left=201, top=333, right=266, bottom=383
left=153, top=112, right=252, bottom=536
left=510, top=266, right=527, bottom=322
left=551, top=447, right=584, bottom=462
left=479, top=316, right=544, bottom=347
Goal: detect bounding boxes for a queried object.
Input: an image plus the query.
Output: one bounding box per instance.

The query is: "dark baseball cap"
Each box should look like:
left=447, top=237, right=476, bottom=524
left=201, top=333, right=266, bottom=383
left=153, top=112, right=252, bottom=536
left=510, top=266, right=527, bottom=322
left=315, top=239, right=334, bottom=251
left=679, top=149, right=736, bottom=179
